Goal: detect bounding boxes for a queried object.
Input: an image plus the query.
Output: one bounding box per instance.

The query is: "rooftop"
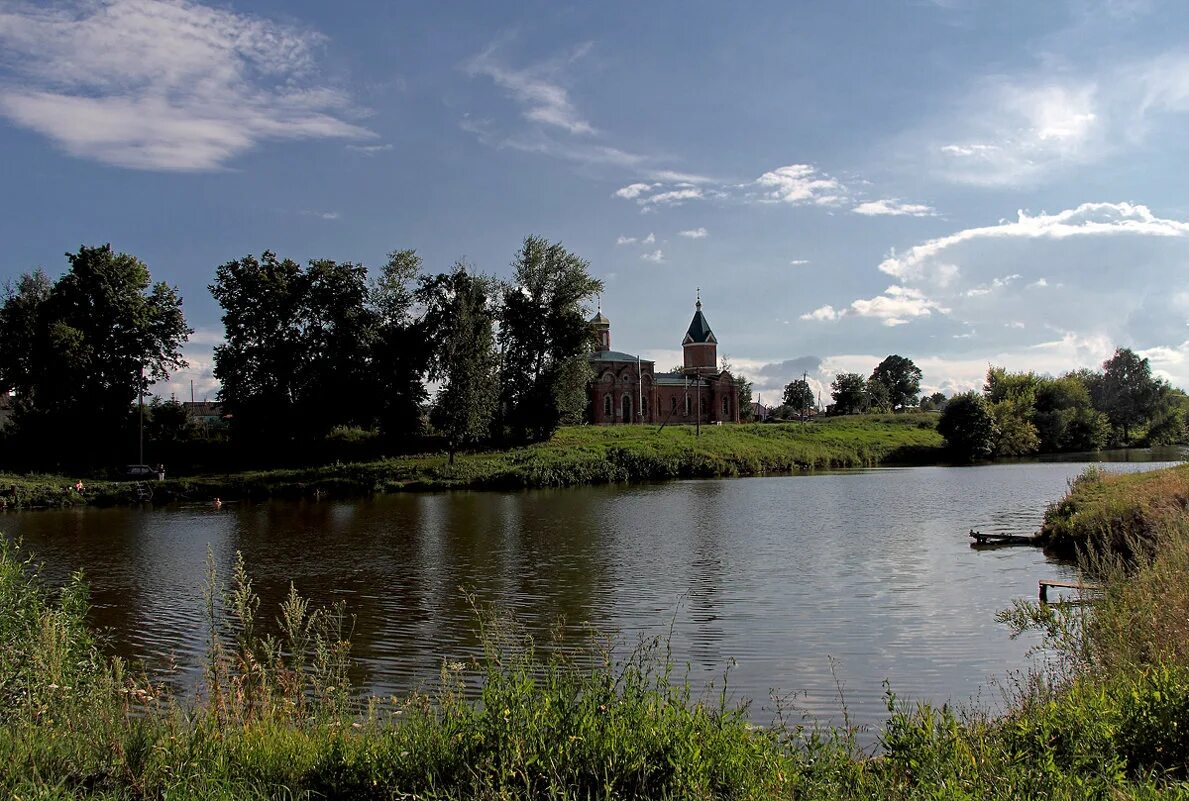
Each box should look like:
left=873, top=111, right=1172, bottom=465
left=684, top=298, right=716, bottom=344
left=589, top=350, right=653, bottom=363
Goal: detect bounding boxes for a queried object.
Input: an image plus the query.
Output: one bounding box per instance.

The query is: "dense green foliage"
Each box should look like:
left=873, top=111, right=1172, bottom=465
left=830, top=372, right=867, bottom=415
left=937, top=391, right=997, bottom=461
left=498, top=236, right=603, bottom=442
left=870, top=354, right=923, bottom=410
left=8, top=462, right=1189, bottom=797
left=0, top=417, right=944, bottom=508
left=936, top=350, right=1186, bottom=458
left=422, top=265, right=501, bottom=462
left=782, top=377, right=814, bottom=413
left=0, top=246, right=190, bottom=467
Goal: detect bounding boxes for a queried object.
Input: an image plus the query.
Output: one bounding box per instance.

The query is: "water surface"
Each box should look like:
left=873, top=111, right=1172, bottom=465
left=2, top=454, right=1181, bottom=730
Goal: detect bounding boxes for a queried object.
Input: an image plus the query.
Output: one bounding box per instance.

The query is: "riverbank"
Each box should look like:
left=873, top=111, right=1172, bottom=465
left=1039, top=462, right=1189, bottom=558
left=0, top=416, right=944, bottom=508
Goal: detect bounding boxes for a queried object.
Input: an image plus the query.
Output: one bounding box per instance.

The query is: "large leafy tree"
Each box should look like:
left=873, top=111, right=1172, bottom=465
left=1099, top=347, right=1160, bottom=443
left=870, top=355, right=922, bottom=410
left=211, top=252, right=308, bottom=444
left=420, top=264, right=500, bottom=462
left=0, top=245, right=189, bottom=467
left=1034, top=375, right=1108, bottom=452
left=782, top=379, right=814, bottom=415
left=830, top=372, right=866, bottom=415
left=211, top=253, right=381, bottom=446
left=497, top=236, right=603, bottom=442
left=372, top=250, right=431, bottom=440
left=938, top=392, right=997, bottom=462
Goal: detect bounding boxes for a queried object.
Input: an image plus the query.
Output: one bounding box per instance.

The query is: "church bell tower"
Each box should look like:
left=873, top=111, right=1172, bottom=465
left=682, top=289, right=718, bottom=375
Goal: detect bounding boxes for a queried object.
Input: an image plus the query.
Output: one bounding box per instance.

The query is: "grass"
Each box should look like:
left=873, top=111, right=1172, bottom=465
left=1038, top=462, right=1189, bottom=559
left=0, top=416, right=944, bottom=508
left=9, top=461, right=1189, bottom=799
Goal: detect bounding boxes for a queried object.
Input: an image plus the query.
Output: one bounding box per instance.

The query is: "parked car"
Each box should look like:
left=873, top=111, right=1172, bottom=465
left=122, top=464, right=158, bottom=480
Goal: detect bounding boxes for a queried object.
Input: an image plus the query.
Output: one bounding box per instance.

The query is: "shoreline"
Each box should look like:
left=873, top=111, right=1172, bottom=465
left=0, top=416, right=945, bottom=509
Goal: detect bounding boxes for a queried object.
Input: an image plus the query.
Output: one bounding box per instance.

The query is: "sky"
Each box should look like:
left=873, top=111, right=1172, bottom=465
left=3, top=0, right=1189, bottom=405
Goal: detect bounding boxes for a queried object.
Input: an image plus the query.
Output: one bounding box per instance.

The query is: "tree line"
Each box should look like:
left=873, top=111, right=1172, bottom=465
left=771, top=354, right=927, bottom=420
left=0, top=239, right=601, bottom=471
left=938, top=348, right=1189, bottom=461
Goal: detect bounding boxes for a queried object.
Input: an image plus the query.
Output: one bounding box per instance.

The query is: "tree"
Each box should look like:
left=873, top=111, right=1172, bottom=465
left=211, top=252, right=307, bottom=445
left=1099, top=348, right=1160, bottom=443
left=938, top=392, right=997, bottom=462
left=831, top=373, right=867, bottom=415
left=211, top=253, right=381, bottom=447
left=497, top=237, right=603, bottom=442
left=870, top=355, right=922, bottom=410
left=782, top=379, right=814, bottom=416
left=864, top=376, right=891, bottom=413
left=421, top=264, right=500, bottom=462
left=919, top=391, right=947, bottom=412
left=983, top=367, right=1039, bottom=457
left=372, top=250, right=431, bottom=440
left=0, top=245, right=189, bottom=467
left=1034, top=376, right=1108, bottom=452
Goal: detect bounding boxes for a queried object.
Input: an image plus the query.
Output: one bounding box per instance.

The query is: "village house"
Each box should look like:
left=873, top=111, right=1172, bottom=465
left=587, top=294, right=740, bottom=425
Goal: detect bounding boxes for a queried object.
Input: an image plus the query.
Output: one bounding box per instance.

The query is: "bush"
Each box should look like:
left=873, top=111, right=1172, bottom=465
left=938, top=392, right=997, bottom=461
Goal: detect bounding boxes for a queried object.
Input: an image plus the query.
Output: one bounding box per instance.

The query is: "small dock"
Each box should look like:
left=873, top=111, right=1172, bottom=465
left=1039, top=579, right=1105, bottom=603
left=969, top=529, right=1039, bottom=547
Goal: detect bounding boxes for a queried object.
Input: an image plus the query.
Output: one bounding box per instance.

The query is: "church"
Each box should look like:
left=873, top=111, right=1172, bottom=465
left=587, top=294, right=740, bottom=425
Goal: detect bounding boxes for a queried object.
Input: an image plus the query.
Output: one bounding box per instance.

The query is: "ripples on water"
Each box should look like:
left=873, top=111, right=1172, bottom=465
left=1, top=454, right=1182, bottom=732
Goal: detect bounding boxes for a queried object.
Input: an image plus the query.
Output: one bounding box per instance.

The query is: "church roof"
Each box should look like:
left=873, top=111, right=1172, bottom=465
left=590, top=310, right=610, bottom=325
left=589, top=350, right=649, bottom=363
left=684, top=301, right=716, bottom=344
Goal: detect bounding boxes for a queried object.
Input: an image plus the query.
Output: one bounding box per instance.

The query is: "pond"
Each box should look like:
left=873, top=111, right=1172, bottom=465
left=2, top=452, right=1182, bottom=732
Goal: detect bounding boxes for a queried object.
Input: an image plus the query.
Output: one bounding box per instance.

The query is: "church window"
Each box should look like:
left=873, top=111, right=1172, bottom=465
left=622, top=394, right=633, bottom=421
left=603, top=395, right=612, bottom=418
left=722, top=396, right=729, bottom=416
left=641, top=395, right=649, bottom=419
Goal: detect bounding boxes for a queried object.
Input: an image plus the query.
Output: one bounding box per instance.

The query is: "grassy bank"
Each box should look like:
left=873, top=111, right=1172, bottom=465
left=1039, top=462, right=1189, bottom=559
left=8, top=460, right=1189, bottom=799
left=0, top=416, right=944, bottom=508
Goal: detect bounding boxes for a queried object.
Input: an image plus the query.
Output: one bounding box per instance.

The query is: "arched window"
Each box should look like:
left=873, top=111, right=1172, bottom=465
left=622, top=394, right=633, bottom=422
left=641, top=395, right=649, bottom=419
left=722, top=396, right=729, bottom=416
left=604, top=395, right=612, bottom=419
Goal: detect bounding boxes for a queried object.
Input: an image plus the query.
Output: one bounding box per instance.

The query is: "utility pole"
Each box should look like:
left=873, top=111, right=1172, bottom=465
left=802, top=370, right=809, bottom=423
left=138, top=365, right=145, bottom=465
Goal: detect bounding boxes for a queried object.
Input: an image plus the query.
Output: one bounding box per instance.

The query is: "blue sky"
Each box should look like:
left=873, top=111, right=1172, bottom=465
left=3, top=0, right=1189, bottom=404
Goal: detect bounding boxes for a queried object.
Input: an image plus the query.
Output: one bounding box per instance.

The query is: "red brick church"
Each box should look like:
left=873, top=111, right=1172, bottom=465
left=587, top=293, right=740, bottom=425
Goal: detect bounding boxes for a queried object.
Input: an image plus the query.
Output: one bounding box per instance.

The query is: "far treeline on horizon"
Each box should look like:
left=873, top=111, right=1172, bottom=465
left=1, top=240, right=1186, bottom=475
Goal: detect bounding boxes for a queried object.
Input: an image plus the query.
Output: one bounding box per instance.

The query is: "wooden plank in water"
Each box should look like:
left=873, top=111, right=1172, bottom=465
left=968, top=529, right=1038, bottom=546
left=1039, top=579, right=1105, bottom=602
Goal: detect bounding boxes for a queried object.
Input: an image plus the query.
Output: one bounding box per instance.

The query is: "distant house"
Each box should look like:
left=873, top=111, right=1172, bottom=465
left=0, top=394, right=11, bottom=431
left=750, top=400, right=772, bottom=421
left=183, top=401, right=227, bottom=431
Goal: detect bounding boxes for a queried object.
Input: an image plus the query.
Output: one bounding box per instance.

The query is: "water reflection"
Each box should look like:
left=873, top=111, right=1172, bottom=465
left=1, top=456, right=1181, bottom=731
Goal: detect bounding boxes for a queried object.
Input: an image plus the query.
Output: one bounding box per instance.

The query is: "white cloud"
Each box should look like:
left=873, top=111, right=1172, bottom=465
left=301, top=210, right=340, bottom=220
left=754, top=164, right=846, bottom=206
left=878, top=202, right=1189, bottom=283
left=964, top=273, right=1021, bottom=297
left=615, top=235, right=637, bottom=245
left=641, top=249, right=665, bottom=263
left=643, top=232, right=656, bottom=244
left=679, top=227, right=708, bottom=239
left=0, top=0, right=373, bottom=171
left=615, top=182, right=654, bottom=199
left=641, top=188, right=703, bottom=205
left=800, top=305, right=841, bottom=322
left=849, top=285, right=949, bottom=326
left=800, top=286, right=949, bottom=327
left=1030, top=277, right=1049, bottom=288
left=346, top=143, right=393, bottom=155
left=465, top=43, right=595, bottom=135
left=852, top=198, right=937, bottom=217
